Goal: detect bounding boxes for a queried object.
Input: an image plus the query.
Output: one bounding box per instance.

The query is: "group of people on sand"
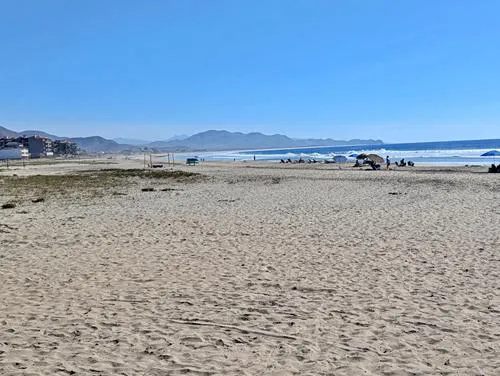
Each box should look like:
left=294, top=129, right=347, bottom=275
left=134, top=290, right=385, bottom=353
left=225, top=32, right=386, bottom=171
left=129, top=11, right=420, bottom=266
left=353, top=159, right=382, bottom=170
left=488, top=164, right=500, bottom=173
left=385, top=157, right=415, bottom=169
left=393, top=158, right=414, bottom=167
left=280, top=157, right=329, bottom=164
left=279, top=156, right=417, bottom=169
left=353, top=156, right=415, bottom=170
left=280, top=157, right=306, bottom=164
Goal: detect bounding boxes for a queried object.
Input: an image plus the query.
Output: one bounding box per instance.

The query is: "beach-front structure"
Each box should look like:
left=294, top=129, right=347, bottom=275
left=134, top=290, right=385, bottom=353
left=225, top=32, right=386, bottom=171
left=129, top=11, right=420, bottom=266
left=0, top=136, right=77, bottom=158
left=0, top=142, right=30, bottom=160
left=26, top=136, right=54, bottom=158
left=53, top=140, right=78, bottom=156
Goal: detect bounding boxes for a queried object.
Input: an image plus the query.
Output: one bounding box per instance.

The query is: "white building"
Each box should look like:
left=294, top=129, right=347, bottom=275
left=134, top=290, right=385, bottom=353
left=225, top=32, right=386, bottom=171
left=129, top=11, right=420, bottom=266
left=0, top=146, right=30, bottom=160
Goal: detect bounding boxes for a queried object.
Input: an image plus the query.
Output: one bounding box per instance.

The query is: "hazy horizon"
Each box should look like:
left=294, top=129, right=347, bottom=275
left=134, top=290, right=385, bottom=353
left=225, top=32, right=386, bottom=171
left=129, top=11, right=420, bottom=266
left=2, top=1, right=499, bottom=143
left=3, top=124, right=500, bottom=146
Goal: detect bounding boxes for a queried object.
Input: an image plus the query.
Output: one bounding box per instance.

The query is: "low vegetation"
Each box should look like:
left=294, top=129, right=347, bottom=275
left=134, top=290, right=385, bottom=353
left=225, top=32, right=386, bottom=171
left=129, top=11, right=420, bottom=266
left=0, top=159, right=117, bottom=167
left=94, top=168, right=200, bottom=180
left=0, top=168, right=203, bottom=200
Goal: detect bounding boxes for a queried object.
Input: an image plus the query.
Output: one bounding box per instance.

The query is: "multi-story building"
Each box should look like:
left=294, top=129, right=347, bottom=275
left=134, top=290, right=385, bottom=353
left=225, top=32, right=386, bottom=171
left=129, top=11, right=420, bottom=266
left=53, top=140, right=78, bottom=156
left=0, top=137, right=13, bottom=149
left=26, top=136, right=53, bottom=158
left=0, top=141, right=30, bottom=160
left=1, top=136, right=77, bottom=157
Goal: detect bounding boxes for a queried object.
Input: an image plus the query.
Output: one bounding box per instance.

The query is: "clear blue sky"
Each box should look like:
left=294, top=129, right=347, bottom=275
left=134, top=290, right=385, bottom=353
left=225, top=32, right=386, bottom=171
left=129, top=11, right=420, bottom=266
left=1, top=0, right=499, bottom=142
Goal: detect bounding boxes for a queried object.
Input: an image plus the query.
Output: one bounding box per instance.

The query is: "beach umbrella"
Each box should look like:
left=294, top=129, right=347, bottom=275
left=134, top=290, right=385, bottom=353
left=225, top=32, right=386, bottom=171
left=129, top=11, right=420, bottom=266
left=333, top=155, right=348, bottom=163
left=356, top=153, right=368, bottom=160
left=481, top=150, right=500, bottom=156
left=366, top=154, right=384, bottom=164
left=349, top=153, right=358, bottom=158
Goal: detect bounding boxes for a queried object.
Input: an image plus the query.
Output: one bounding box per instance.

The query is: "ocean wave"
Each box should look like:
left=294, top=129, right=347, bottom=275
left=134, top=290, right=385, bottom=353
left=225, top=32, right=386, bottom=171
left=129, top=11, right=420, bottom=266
left=172, top=140, right=500, bottom=165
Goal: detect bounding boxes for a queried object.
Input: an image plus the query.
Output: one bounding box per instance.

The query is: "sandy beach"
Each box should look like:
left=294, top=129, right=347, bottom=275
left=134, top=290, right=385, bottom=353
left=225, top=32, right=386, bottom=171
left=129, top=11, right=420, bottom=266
left=0, top=158, right=498, bottom=375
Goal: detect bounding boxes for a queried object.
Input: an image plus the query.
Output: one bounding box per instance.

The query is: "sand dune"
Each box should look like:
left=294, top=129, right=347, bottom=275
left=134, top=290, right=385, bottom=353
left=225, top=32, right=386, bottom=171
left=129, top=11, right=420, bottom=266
left=1, top=159, right=499, bottom=375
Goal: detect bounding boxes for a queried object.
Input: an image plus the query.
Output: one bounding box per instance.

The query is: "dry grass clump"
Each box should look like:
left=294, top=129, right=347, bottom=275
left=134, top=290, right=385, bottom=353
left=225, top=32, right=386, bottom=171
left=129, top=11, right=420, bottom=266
left=2, top=159, right=118, bottom=167
left=0, top=168, right=203, bottom=199
left=94, top=169, right=201, bottom=180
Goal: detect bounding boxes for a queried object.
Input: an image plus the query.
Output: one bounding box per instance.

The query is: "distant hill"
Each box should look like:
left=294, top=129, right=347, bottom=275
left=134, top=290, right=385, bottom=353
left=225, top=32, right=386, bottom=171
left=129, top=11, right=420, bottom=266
left=113, top=135, right=189, bottom=147
left=0, top=125, right=383, bottom=153
left=18, top=130, right=61, bottom=139
left=69, top=136, right=128, bottom=153
left=150, top=130, right=383, bottom=151
left=148, top=134, right=189, bottom=147
left=149, top=130, right=292, bottom=150
left=165, top=134, right=189, bottom=142
left=0, top=126, right=131, bottom=153
left=0, top=126, right=18, bottom=138
left=113, top=137, right=151, bottom=145
left=0, top=126, right=62, bottom=139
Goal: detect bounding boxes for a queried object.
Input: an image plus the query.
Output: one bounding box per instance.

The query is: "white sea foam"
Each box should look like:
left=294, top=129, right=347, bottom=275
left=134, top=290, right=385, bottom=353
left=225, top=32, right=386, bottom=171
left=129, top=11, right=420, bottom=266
left=171, top=147, right=499, bottom=165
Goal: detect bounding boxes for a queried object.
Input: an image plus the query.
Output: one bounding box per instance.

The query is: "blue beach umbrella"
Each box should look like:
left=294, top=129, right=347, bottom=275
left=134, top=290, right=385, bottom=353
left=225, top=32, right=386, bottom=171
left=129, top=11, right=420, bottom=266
left=481, top=150, right=500, bottom=156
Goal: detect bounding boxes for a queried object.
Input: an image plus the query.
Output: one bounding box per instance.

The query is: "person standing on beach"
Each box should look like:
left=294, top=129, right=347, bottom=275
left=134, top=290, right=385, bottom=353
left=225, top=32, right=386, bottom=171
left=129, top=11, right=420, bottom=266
left=386, top=156, right=391, bottom=170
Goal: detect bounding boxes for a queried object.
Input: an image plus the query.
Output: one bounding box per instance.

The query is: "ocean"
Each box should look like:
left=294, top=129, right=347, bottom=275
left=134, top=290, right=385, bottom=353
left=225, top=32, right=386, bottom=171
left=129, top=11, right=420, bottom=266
left=193, top=138, right=500, bottom=166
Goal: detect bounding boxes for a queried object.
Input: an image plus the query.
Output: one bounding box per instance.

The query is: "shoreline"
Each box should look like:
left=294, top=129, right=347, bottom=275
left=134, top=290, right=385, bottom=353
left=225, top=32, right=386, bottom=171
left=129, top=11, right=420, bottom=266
left=0, top=156, right=496, bottom=177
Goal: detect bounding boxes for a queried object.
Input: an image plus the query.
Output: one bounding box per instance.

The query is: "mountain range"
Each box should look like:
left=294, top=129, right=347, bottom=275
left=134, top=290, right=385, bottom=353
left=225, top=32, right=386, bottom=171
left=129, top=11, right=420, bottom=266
left=112, top=134, right=189, bottom=146
left=0, top=126, right=383, bottom=153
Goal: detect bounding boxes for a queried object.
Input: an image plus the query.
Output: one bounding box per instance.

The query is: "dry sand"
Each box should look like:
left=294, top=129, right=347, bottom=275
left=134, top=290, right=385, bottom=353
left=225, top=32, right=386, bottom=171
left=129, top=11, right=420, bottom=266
left=0, top=159, right=499, bottom=375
